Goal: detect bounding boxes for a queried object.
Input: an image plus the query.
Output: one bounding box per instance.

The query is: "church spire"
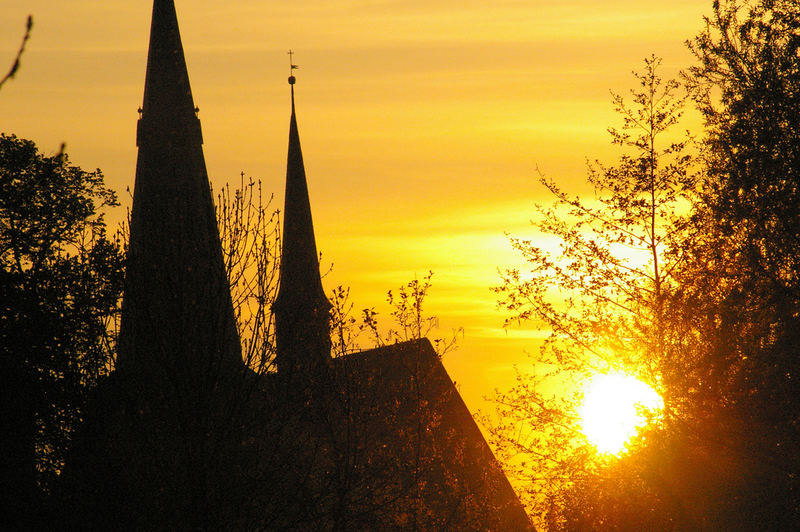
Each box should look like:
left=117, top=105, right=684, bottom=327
left=118, top=0, right=242, bottom=381
left=273, top=67, right=332, bottom=374
left=138, top=0, right=200, bottom=147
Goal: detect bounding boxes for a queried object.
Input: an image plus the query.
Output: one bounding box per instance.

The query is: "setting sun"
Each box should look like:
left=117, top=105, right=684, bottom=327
left=579, top=373, right=663, bottom=455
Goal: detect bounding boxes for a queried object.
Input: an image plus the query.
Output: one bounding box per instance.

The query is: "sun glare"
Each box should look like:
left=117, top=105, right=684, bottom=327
left=578, top=373, right=663, bottom=455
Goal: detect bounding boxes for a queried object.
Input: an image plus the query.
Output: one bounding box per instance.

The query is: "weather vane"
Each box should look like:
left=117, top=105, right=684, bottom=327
left=288, top=49, right=298, bottom=84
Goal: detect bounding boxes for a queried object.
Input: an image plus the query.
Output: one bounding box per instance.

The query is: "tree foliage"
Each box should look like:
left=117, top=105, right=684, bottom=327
left=666, top=0, right=800, bottom=525
left=489, top=56, right=694, bottom=528
left=0, top=134, right=124, bottom=516
left=679, top=0, right=800, bottom=414
left=494, top=1, right=800, bottom=528
left=216, top=174, right=280, bottom=374
left=330, top=271, right=460, bottom=358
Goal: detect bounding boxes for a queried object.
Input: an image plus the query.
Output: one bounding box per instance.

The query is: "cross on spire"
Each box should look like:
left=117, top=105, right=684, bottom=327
left=288, top=49, right=298, bottom=79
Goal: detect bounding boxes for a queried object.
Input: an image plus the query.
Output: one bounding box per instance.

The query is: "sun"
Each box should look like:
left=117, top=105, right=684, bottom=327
left=578, top=373, right=663, bottom=455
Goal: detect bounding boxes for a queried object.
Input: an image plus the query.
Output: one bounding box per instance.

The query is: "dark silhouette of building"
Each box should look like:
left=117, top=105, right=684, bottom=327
left=118, top=0, right=243, bottom=382
left=259, top=72, right=532, bottom=529
left=62, top=3, right=248, bottom=528
left=65, top=0, right=532, bottom=529
left=272, top=76, right=333, bottom=375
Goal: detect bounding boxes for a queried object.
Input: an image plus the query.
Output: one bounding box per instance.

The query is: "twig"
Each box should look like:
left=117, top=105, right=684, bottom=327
left=0, top=15, right=33, bottom=90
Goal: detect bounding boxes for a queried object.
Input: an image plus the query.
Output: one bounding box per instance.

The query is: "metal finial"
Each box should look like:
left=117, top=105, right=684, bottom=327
left=288, top=49, right=298, bottom=84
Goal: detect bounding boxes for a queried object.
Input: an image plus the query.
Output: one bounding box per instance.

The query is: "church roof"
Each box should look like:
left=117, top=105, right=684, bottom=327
left=139, top=0, right=200, bottom=145
left=273, top=80, right=330, bottom=308
left=273, top=76, right=333, bottom=372
left=274, top=78, right=330, bottom=314
left=337, top=339, right=532, bottom=530
left=260, top=75, right=530, bottom=528
left=66, top=3, right=531, bottom=528
left=254, top=339, right=533, bottom=530
left=117, top=0, right=242, bottom=379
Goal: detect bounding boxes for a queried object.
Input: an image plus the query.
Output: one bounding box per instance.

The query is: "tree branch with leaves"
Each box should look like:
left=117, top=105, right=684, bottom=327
left=488, top=56, right=696, bottom=528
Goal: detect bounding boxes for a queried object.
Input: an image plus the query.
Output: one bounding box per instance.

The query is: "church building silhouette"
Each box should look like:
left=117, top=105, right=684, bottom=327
left=66, top=1, right=532, bottom=529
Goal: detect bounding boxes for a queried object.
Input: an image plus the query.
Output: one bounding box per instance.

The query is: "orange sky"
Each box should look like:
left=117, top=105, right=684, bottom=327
left=1, top=1, right=709, bottom=413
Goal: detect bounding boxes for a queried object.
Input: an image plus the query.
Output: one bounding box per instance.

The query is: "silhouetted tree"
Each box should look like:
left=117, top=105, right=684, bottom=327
left=331, top=271, right=460, bottom=358
left=660, top=0, right=800, bottom=526
left=489, top=56, right=696, bottom=528
left=494, top=3, right=800, bottom=528
left=0, top=134, right=124, bottom=526
left=217, top=174, right=280, bottom=373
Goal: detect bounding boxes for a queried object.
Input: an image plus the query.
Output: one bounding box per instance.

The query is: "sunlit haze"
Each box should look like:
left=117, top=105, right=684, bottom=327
left=1, top=1, right=709, bottom=413
left=579, top=373, right=664, bottom=455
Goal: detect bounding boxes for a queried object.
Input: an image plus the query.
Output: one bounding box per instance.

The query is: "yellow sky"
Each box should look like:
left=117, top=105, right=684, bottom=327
left=1, top=1, right=709, bottom=412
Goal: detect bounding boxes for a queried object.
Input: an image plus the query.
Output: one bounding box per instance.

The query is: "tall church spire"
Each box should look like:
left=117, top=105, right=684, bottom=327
left=273, top=70, right=332, bottom=373
left=117, top=0, right=242, bottom=381
left=138, top=0, right=200, bottom=147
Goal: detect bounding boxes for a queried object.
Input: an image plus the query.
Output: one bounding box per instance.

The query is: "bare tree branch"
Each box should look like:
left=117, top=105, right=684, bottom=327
left=0, top=15, right=33, bottom=91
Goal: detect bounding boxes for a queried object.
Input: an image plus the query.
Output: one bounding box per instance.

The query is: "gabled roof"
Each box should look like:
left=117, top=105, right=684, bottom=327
left=336, top=339, right=532, bottom=530
left=253, top=338, right=533, bottom=530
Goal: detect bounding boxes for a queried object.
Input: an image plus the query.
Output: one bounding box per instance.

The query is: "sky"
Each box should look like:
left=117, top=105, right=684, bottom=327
left=1, top=1, right=710, bottom=413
